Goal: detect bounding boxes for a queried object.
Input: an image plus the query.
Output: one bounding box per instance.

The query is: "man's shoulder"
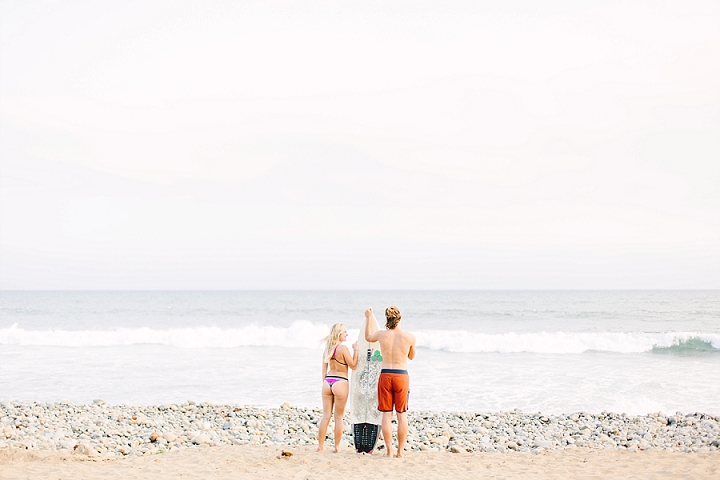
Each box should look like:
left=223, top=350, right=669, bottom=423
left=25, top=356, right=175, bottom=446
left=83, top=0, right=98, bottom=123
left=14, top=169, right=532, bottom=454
left=374, top=329, right=389, bottom=339
left=394, top=329, right=414, bottom=342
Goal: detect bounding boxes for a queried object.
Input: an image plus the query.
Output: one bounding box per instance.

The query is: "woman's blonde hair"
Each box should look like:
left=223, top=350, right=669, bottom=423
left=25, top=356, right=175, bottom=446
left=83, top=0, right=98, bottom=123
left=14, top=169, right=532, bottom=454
left=322, top=323, right=346, bottom=364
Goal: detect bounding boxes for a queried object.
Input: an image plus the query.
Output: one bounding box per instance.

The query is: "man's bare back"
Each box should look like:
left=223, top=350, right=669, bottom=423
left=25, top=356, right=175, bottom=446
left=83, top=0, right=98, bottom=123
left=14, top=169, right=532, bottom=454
left=365, top=309, right=415, bottom=368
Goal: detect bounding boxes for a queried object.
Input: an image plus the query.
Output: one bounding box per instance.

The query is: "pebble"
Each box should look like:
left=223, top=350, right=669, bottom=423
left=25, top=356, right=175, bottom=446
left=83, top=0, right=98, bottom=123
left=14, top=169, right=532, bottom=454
left=0, top=402, right=718, bottom=456
left=192, top=433, right=211, bottom=445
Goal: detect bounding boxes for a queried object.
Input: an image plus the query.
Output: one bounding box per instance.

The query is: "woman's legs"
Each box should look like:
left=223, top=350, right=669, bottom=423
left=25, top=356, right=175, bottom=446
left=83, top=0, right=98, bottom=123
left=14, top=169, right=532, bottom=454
left=317, top=382, right=334, bottom=451
left=331, top=381, right=349, bottom=453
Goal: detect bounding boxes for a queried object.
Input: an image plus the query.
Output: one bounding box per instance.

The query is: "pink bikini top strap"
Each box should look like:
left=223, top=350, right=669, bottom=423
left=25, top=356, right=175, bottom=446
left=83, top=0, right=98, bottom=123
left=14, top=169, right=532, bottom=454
left=331, top=345, right=347, bottom=366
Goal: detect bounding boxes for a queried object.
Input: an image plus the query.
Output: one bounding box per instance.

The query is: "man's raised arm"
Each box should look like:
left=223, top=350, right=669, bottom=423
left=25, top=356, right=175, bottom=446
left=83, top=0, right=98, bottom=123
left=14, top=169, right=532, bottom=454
left=365, top=308, right=381, bottom=342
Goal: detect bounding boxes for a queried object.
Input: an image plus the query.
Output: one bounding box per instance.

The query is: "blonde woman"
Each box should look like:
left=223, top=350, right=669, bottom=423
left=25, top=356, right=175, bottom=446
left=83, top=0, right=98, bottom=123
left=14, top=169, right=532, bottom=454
left=318, top=323, right=358, bottom=452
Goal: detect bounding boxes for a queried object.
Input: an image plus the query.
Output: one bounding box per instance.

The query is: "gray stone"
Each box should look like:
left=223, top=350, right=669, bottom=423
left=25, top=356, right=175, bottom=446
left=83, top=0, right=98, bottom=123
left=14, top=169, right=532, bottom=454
left=73, top=443, right=96, bottom=456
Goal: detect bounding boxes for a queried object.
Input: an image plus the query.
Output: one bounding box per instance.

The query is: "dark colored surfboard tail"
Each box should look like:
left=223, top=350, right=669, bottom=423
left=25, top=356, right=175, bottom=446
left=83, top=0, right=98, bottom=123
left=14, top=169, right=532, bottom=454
left=353, top=422, right=380, bottom=453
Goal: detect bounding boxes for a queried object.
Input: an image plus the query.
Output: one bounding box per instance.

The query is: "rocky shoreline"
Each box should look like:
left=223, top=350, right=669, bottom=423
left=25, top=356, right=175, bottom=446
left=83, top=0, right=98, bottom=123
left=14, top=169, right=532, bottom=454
left=1, top=400, right=718, bottom=457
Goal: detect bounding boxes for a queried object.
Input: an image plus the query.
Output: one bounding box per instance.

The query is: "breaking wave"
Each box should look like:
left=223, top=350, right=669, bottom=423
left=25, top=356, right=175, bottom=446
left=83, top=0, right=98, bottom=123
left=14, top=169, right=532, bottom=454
left=1, top=323, right=719, bottom=354
left=414, top=330, right=720, bottom=354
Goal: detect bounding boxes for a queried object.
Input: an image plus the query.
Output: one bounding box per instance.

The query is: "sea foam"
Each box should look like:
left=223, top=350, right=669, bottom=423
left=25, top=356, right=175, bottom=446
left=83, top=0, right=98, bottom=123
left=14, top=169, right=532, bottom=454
left=414, top=330, right=720, bottom=354
left=1, top=322, right=719, bottom=354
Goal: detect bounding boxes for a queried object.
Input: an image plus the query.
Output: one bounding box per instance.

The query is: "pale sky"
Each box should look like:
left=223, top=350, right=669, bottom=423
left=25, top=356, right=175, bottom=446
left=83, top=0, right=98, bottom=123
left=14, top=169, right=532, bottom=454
left=1, top=0, right=719, bottom=289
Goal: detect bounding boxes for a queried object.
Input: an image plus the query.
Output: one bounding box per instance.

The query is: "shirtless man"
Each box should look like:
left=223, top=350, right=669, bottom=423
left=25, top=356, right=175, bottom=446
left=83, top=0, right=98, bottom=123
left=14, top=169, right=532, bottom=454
left=365, top=306, right=416, bottom=458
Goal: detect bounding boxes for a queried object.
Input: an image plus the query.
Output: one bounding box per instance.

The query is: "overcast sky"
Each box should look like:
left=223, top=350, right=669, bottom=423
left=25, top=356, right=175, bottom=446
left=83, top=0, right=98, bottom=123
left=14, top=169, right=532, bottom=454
left=1, top=0, right=718, bottom=289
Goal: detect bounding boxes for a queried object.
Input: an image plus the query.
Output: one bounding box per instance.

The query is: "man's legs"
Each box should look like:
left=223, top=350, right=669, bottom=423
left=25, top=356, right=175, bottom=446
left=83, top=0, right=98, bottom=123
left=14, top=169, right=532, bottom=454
left=396, top=411, right=408, bottom=457
left=381, top=411, right=394, bottom=457
left=393, top=372, right=410, bottom=457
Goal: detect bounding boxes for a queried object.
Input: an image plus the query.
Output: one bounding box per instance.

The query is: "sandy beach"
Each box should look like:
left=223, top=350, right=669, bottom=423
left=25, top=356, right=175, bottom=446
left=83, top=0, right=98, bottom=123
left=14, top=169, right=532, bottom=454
left=2, top=444, right=719, bottom=479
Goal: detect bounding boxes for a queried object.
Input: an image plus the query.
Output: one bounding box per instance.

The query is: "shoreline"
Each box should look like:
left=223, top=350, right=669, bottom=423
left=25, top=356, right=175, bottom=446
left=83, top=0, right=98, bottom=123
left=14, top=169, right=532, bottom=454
left=1, top=401, right=718, bottom=457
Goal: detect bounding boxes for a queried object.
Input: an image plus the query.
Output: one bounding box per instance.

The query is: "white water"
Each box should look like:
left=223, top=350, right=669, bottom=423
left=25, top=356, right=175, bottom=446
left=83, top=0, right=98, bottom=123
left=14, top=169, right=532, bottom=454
left=2, top=322, right=719, bottom=353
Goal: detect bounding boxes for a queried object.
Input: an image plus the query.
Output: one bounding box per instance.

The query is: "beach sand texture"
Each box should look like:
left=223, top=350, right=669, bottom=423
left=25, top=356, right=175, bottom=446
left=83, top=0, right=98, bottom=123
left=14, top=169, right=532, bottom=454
left=2, top=445, right=719, bottom=479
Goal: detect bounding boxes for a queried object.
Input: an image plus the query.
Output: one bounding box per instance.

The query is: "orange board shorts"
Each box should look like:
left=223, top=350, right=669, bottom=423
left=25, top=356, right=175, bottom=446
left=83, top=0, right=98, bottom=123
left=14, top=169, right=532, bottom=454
left=377, top=369, right=410, bottom=413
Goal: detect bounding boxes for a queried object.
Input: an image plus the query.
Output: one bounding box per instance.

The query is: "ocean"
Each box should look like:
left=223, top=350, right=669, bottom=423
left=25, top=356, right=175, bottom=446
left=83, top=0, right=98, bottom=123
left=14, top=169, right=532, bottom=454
left=1, top=291, right=719, bottom=415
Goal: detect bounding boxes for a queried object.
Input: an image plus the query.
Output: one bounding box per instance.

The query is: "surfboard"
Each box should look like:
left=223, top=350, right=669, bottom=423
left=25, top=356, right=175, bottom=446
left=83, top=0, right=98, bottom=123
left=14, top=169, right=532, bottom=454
left=350, top=313, right=383, bottom=453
